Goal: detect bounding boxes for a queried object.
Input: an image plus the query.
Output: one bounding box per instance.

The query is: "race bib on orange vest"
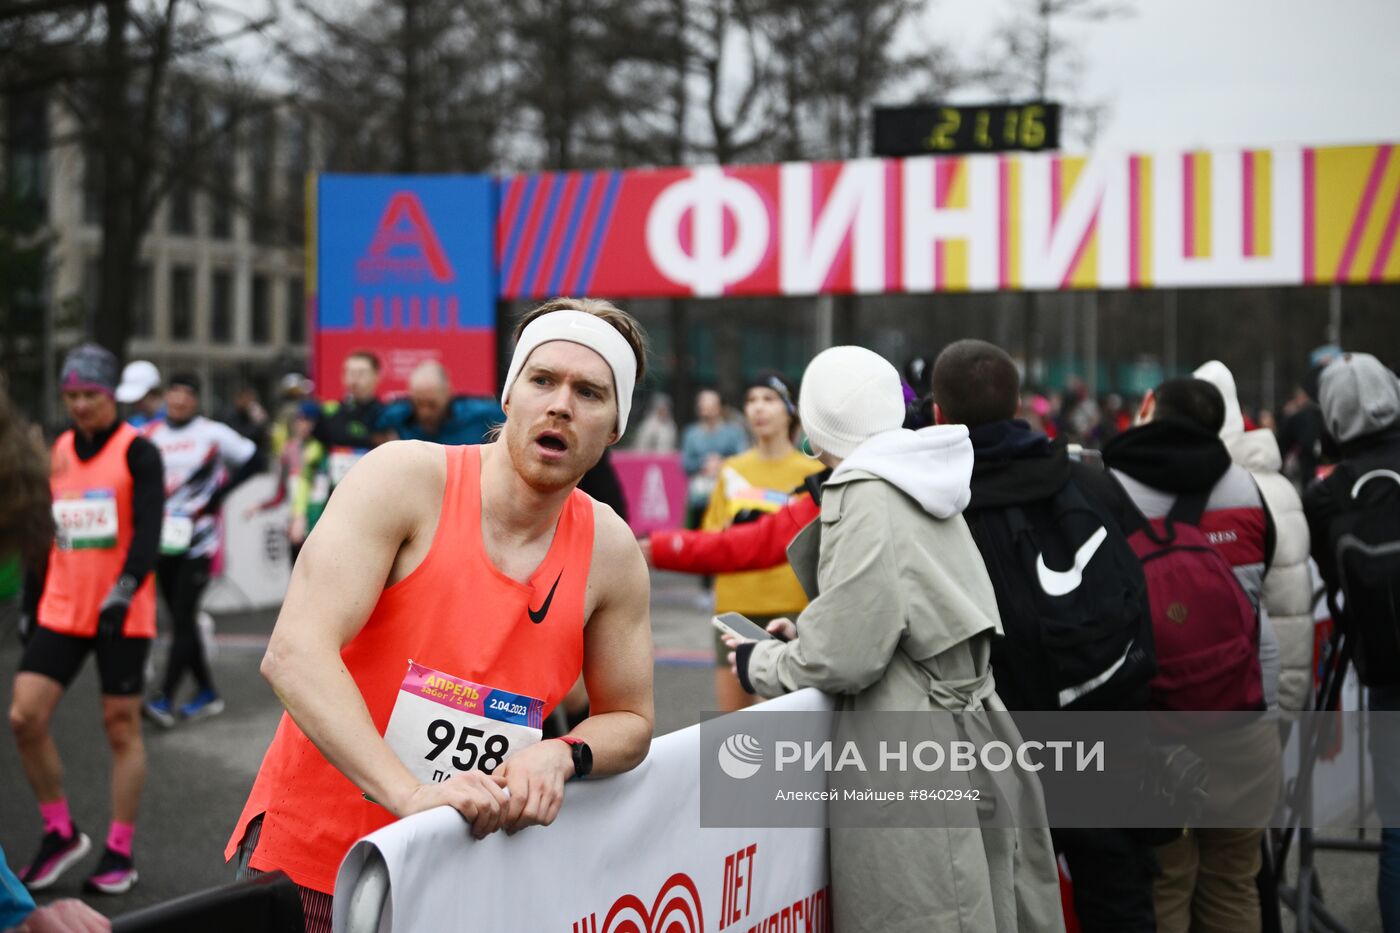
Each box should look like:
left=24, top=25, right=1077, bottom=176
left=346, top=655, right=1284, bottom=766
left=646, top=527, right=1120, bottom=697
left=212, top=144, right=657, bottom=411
left=383, top=661, right=545, bottom=785
left=53, top=491, right=118, bottom=550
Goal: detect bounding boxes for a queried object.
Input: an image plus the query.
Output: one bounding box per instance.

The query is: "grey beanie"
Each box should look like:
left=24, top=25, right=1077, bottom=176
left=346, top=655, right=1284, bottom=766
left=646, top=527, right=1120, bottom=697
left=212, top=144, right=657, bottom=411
left=60, top=343, right=119, bottom=397
left=1319, top=352, right=1400, bottom=444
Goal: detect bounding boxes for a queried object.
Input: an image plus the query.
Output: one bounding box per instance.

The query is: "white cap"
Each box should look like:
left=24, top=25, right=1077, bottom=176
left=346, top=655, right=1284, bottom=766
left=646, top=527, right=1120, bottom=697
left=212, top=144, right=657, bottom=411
left=279, top=372, right=311, bottom=394
left=799, top=346, right=905, bottom=460
left=115, top=360, right=161, bottom=403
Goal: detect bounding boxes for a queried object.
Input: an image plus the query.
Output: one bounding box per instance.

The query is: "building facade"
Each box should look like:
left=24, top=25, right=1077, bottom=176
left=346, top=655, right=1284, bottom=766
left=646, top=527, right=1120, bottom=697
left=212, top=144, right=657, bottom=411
left=4, top=89, right=314, bottom=426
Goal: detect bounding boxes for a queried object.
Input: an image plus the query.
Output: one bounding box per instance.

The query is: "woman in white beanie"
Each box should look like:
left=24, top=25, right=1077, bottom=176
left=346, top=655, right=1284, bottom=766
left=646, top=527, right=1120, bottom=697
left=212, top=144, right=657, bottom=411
left=724, top=346, right=1064, bottom=933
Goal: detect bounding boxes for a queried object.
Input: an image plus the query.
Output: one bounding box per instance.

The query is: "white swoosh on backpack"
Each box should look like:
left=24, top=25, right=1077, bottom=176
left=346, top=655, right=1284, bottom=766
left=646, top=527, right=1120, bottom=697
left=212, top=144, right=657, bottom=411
left=1036, top=526, right=1109, bottom=597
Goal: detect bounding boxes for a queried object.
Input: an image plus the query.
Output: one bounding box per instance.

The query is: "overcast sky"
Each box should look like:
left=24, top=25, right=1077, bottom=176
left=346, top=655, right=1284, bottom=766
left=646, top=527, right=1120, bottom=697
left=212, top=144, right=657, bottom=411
left=909, top=0, right=1400, bottom=152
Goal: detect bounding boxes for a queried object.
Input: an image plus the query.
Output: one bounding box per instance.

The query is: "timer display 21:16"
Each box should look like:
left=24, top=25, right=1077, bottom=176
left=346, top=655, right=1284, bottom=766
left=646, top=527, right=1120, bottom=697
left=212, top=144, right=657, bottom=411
left=872, top=103, right=1062, bottom=157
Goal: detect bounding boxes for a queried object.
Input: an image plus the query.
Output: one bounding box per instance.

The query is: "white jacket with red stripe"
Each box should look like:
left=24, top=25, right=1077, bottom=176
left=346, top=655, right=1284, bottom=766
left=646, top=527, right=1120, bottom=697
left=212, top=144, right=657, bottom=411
left=1195, top=359, right=1314, bottom=714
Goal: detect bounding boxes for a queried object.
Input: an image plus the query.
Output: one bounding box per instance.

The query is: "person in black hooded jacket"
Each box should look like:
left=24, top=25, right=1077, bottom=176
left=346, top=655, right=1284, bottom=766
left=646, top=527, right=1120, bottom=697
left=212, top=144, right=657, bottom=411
left=1303, top=352, right=1400, bottom=932
left=931, top=339, right=1157, bottom=933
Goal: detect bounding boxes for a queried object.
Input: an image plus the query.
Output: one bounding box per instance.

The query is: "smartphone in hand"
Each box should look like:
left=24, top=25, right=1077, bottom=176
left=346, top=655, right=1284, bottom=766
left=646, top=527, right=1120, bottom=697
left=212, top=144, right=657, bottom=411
left=712, top=612, right=782, bottom=642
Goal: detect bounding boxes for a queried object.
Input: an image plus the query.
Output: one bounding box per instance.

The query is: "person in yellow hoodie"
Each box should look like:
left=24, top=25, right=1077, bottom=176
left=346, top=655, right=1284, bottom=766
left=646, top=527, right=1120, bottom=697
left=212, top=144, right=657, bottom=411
left=701, top=371, right=824, bottom=711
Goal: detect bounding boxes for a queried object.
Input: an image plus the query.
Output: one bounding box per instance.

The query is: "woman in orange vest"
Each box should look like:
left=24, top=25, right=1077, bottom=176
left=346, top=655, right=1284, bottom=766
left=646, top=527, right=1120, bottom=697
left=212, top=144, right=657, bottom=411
left=9, top=344, right=164, bottom=896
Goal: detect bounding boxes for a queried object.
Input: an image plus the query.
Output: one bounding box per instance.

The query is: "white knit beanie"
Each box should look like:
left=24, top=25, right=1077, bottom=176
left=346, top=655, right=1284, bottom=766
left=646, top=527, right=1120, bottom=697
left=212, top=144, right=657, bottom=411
left=799, top=346, right=905, bottom=459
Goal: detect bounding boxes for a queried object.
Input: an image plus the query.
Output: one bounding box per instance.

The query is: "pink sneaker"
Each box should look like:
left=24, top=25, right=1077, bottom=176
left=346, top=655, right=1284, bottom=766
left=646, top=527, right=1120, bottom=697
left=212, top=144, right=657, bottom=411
left=19, top=828, right=91, bottom=891
left=85, top=846, right=139, bottom=895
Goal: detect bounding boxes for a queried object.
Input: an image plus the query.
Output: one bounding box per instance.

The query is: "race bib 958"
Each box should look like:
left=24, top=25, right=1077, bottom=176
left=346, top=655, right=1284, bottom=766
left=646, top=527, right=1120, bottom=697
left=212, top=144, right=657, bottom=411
left=383, top=661, right=544, bottom=786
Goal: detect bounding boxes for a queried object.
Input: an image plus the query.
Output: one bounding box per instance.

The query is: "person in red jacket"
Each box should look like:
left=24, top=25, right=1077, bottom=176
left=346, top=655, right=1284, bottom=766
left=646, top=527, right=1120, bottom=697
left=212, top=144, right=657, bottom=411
left=641, top=384, right=928, bottom=576
left=642, top=470, right=825, bottom=575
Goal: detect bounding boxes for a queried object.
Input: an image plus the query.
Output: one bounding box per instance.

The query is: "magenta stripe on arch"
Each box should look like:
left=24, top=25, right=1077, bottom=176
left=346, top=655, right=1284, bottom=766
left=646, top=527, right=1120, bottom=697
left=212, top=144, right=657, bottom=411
left=1337, top=144, right=1393, bottom=281
left=1303, top=149, right=1316, bottom=282
left=1182, top=153, right=1196, bottom=260
left=1242, top=151, right=1256, bottom=258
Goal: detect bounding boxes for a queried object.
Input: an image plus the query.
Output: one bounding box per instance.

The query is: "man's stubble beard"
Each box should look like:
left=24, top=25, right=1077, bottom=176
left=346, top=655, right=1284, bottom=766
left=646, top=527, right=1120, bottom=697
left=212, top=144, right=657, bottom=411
left=503, top=422, right=606, bottom=495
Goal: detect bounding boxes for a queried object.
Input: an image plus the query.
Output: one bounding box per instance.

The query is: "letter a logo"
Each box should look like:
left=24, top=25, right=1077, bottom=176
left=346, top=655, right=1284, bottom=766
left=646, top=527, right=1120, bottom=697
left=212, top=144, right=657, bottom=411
left=358, top=191, right=454, bottom=283
left=639, top=465, right=671, bottom=524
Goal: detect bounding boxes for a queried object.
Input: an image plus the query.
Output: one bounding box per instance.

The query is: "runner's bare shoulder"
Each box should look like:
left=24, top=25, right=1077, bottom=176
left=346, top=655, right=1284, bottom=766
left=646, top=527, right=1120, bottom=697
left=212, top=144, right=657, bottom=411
left=589, top=497, right=638, bottom=558
left=587, top=498, right=648, bottom=611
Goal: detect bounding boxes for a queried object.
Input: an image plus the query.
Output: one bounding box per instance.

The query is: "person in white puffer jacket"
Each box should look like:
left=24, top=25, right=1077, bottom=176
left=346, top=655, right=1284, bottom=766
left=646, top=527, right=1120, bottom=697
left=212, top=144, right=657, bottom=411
left=1195, top=360, right=1315, bottom=715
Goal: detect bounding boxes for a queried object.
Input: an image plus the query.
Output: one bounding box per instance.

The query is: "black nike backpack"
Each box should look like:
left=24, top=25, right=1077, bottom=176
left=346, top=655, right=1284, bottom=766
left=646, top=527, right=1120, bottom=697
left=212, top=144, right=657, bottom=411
left=1324, top=461, right=1400, bottom=686
left=969, top=477, right=1157, bottom=712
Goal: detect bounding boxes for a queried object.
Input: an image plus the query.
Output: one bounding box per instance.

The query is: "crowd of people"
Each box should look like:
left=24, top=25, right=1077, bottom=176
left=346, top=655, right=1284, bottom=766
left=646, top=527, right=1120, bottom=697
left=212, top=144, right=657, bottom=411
left=2, top=297, right=1399, bottom=933
left=638, top=338, right=1400, bottom=932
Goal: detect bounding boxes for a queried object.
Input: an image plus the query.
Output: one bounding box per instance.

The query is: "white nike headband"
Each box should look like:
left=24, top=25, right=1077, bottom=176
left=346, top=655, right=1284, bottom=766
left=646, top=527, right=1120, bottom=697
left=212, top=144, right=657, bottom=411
left=501, top=309, right=637, bottom=435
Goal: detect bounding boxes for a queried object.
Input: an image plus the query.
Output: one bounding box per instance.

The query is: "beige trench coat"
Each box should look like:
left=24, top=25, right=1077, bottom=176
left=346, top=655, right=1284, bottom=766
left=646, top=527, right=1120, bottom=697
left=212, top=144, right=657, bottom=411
left=747, top=470, right=1066, bottom=933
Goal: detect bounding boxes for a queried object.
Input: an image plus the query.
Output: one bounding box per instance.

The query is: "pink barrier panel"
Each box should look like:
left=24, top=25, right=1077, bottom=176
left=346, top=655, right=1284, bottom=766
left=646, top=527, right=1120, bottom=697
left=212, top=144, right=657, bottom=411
left=611, top=451, right=687, bottom=536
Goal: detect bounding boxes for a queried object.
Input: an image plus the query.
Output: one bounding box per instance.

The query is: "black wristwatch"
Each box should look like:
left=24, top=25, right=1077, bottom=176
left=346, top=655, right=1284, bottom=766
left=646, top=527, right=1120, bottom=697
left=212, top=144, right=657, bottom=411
left=559, top=736, right=592, bottom=780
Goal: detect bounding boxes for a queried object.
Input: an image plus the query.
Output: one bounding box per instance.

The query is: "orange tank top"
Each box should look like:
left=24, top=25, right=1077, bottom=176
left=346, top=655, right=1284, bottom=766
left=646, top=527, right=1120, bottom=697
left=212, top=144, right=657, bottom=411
left=227, top=444, right=595, bottom=893
left=40, top=424, right=157, bottom=639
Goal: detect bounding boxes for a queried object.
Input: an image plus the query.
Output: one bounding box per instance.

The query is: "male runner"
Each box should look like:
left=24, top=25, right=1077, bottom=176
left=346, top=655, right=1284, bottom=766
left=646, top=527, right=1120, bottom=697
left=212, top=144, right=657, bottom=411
left=227, top=298, right=654, bottom=929
left=141, top=373, right=262, bottom=725
left=10, top=345, right=163, bottom=895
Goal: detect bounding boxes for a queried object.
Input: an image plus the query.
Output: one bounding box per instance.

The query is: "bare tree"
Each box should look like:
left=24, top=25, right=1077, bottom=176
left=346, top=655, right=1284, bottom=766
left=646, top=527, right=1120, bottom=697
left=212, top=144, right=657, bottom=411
left=282, top=0, right=511, bottom=174
left=497, top=0, right=682, bottom=172
left=1, top=0, right=278, bottom=360
left=982, top=0, right=1132, bottom=147
left=673, top=0, right=773, bottom=164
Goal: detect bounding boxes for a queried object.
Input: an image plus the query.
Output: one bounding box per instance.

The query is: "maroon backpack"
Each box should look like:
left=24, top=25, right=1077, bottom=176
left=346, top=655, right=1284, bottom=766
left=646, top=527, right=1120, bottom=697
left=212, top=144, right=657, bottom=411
left=1123, top=491, right=1264, bottom=712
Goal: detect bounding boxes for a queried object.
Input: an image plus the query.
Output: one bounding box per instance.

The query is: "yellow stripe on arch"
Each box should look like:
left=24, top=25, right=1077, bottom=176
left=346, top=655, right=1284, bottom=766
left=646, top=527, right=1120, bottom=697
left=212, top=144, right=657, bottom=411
left=1193, top=152, right=1212, bottom=259
left=946, top=158, right=971, bottom=290
left=1255, top=151, right=1273, bottom=258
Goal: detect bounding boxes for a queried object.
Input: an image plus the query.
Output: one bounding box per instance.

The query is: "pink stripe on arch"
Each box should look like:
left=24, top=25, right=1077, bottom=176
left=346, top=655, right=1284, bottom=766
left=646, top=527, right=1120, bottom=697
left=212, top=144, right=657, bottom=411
left=530, top=173, right=579, bottom=297
left=1337, top=145, right=1394, bottom=281
left=932, top=159, right=957, bottom=289
left=935, top=159, right=958, bottom=208
left=1303, top=149, right=1317, bottom=282
left=563, top=174, right=606, bottom=293
left=998, top=157, right=1012, bottom=289
left=884, top=161, right=899, bottom=290
left=1050, top=158, right=1063, bottom=229
left=1371, top=190, right=1400, bottom=283
left=1242, top=151, right=1256, bottom=258
left=1128, top=156, right=1142, bottom=286
left=1182, top=153, right=1196, bottom=259
left=496, top=178, right=524, bottom=263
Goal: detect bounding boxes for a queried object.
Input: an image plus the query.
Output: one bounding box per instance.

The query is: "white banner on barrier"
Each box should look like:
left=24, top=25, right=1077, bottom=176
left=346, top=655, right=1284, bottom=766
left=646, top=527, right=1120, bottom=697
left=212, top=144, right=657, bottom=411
left=202, top=474, right=292, bottom=613
left=333, top=690, right=834, bottom=933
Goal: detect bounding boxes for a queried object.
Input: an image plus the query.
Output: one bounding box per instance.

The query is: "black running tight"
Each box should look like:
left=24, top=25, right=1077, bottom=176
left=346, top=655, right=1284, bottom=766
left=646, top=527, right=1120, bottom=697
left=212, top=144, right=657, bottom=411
left=156, top=554, right=213, bottom=700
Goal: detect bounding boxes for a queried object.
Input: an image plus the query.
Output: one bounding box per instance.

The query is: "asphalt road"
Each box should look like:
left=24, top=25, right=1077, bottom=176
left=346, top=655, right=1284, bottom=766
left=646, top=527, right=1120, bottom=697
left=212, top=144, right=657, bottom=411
left=0, top=570, right=1384, bottom=930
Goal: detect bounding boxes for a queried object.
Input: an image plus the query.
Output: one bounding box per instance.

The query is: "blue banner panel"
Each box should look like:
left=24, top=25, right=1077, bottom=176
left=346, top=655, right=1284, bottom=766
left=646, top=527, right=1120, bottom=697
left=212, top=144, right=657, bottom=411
left=316, top=175, right=496, bottom=396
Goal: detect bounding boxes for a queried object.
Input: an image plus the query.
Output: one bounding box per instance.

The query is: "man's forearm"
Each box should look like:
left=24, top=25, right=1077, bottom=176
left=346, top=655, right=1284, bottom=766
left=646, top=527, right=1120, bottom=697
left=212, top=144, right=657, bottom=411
left=568, top=710, right=652, bottom=776
left=262, top=641, right=419, bottom=814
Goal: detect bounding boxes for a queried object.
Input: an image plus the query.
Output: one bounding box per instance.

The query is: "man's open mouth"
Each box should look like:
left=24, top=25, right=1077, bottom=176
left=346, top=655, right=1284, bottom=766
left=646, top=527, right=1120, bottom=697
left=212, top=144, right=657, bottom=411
left=536, top=432, right=569, bottom=452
